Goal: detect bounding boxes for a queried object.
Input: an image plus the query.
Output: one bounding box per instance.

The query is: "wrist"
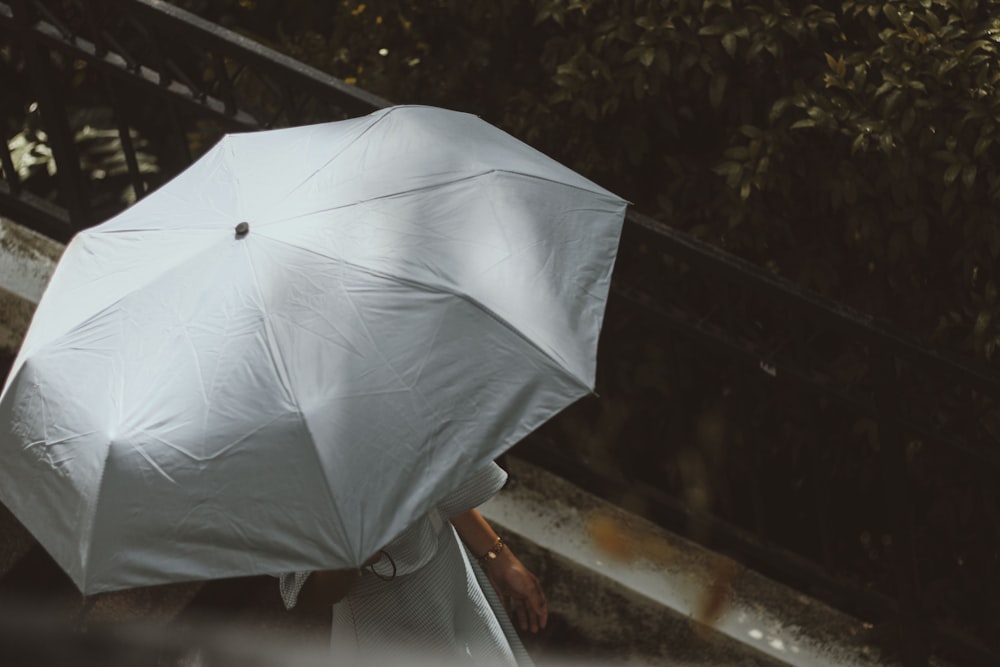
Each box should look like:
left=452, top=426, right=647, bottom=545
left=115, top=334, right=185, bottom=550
left=476, top=536, right=506, bottom=568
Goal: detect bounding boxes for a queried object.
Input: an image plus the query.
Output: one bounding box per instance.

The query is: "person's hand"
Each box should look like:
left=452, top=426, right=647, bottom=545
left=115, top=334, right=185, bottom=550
left=296, top=550, right=383, bottom=610
left=483, top=549, right=548, bottom=634
left=297, top=568, right=358, bottom=609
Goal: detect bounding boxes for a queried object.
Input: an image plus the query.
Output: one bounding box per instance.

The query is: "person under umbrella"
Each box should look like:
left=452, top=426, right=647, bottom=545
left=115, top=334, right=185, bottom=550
left=279, top=462, right=547, bottom=665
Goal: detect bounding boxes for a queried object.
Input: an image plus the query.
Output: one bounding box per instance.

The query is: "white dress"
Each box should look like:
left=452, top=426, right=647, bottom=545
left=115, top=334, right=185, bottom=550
left=279, top=463, right=534, bottom=666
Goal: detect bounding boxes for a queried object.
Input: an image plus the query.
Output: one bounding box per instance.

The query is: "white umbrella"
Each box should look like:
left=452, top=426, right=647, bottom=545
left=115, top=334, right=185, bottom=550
left=0, top=105, right=627, bottom=595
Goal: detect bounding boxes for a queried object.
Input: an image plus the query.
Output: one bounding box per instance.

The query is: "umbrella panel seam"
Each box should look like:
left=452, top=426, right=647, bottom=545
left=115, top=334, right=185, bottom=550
left=240, top=239, right=358, bottom=569
left=256, top=169, right=624, bottom=231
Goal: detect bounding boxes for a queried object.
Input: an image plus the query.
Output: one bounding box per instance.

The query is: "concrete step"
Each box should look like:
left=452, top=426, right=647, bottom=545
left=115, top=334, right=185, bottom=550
left=481, top=457, right=914, bottom=667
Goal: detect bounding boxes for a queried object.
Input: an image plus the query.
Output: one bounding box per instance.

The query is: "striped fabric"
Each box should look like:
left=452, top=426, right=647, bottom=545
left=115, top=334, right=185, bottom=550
left=279, top=463, right=534, bottom=666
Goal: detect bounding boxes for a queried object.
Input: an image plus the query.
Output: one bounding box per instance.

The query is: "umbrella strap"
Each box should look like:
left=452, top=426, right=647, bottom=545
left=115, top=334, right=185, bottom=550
left=367, top=549, right=397, bottom=581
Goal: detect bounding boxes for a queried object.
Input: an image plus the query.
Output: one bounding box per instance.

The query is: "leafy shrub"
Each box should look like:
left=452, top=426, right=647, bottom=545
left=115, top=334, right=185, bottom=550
left=505, top=0, right=1000, bottom=364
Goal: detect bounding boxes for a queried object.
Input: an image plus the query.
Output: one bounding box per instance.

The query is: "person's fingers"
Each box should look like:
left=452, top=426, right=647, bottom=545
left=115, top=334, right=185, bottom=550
left=522, top=582, right=547, bottom=629
left=513, top=598, right=530, bottom=632
left=528, top=594, right=547, bottom=632
left=516, top=594, right=536, bottom=634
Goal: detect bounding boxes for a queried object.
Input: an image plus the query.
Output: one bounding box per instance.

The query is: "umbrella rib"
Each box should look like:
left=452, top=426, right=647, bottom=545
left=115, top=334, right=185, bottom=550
left=82, top=433, right=116, bottom=589
left=20, top=432, right=91, bottom=451
left=262, top=235, right=593, bottom=393
left=328, top=263, right=435, bottom=413
left=261, top=111, right=388, bottom=215
left=410, top=298, right=452, bottom=389
left=489, top=168, right=626, bottom=201
left=239, top=240, right=358, bottom=564
left=142, top=414, right=281, bottom=462
left=263, top=169, right=623, bottom=229
left=260, top=105, right=619, bottom=209
left=127, top=443, right=178, bottom=484
left=239, top=243, right=299, bottom=408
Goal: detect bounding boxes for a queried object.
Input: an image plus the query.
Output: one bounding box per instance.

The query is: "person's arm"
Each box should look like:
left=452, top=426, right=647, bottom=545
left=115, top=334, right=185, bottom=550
left=451, top=509, right=548, bottom=633
left=292, top=568, right=359, bottom=611
left=289, top=550, right=384, bottom=611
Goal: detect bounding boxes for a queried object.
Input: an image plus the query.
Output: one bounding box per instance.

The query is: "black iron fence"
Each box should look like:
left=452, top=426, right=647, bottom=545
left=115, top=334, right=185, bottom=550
left=0, top=0, right=389, bottom=240
left=2, top=1, right=999, bottom=665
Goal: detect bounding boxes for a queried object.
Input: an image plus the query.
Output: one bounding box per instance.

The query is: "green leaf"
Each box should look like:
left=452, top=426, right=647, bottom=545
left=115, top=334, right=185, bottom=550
left=723, top=145, right=749, bottom=160
left=944, top=163, right=962, bottom=185
left=973, top=311, right=991, bottom=337
left=824, top=52, right=845, bottom=76
left=985, top=280, right=998, bottom=305
left=921, top=8, right=940, bottom=32
left=806, top=106, right=829, bottom=121
left=639, top=47, right=656, bottom=67
left=937, top=58, right=959, bottom=78
left=698, top=24, right=728, bottom=37
left=883, top=90, right=902, bottom=115
left=711, top=161, right=742, bottom=177
left=962, top=163, right=977, bottom=190
left=722, top=33, right=738, bottom=57
left=875, top=81, right=894, bottom=97
left=974, top=134, right=992, bottom=157
left=791, top=118, right=818, bottom=129
left=769, top=97, right=792, bottom=123
left=851, top=133, right=867, bottom=154
left=879, top=132, right=894, bottom=153
left=883, top=4, right=903, bottom=28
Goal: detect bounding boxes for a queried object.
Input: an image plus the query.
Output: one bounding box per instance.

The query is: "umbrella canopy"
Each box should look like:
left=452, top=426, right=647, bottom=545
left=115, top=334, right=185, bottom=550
left=0, top=105, right=627, bottom=594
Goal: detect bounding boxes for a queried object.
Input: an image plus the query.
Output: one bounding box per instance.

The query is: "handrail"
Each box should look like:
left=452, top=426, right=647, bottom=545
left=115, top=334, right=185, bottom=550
left=628, top=209, right=1000, bottom=396
left=131, top=0, right=391, bottom=117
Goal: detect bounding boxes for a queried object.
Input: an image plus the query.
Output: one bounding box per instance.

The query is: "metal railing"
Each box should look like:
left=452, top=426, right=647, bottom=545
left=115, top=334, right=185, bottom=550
left=0, top=0, right=389, bottom=240
left=2, top=1, right=999, bottom=665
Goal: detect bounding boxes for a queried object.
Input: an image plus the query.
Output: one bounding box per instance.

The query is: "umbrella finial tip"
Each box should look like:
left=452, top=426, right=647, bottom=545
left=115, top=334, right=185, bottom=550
left=235, top=222, right=250, bottom=238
